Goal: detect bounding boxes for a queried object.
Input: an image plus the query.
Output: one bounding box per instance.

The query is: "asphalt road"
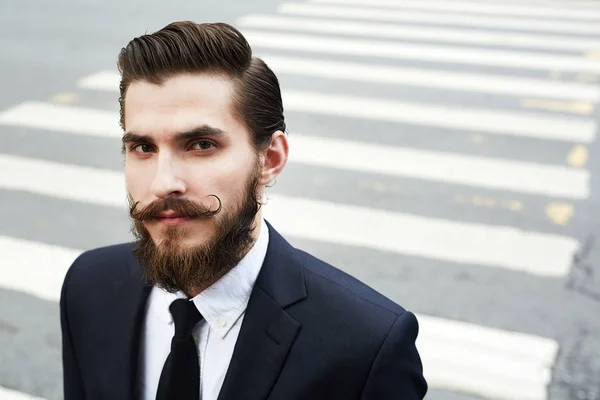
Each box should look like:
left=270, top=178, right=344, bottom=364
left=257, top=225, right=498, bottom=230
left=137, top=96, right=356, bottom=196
left=1, top=0, right=600, bottom=399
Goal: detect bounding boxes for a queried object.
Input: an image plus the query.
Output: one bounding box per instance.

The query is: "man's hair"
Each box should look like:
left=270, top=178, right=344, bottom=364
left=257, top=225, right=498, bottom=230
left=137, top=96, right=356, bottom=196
left=117, top=21, right=286, bottom=150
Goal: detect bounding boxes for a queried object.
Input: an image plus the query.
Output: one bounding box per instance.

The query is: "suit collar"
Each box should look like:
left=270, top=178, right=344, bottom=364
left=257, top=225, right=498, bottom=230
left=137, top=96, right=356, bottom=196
left=217, top=221, right=307, bottom=400
left=109, top=244, right=152, bottom=400
left=193, top=217, right=271, bottom=338
left=253, top=220, right=308, bottom=307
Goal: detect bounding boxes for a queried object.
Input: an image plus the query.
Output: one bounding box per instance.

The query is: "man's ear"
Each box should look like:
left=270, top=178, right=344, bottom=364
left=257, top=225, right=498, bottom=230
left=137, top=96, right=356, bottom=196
left=260, top=131, right=288, bottom=186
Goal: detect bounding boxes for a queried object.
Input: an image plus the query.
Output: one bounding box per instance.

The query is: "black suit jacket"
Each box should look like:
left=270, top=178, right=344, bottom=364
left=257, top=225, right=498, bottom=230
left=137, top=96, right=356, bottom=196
left=60, top=221, right=427, bottom=400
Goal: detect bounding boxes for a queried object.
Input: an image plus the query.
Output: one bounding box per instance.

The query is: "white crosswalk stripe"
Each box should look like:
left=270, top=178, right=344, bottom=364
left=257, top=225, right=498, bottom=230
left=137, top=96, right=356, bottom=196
left=78, top=57, right=600, bottom=101
left=417, top=315, right=558, bottom=400
left=0, top=387, right=46, bottom=400
left=277, top=3, right=600, bottom=35
left=289, top=134, right=590, bottom=199
left=0, top=101, right=121, bottom=138
left=240, top=30, right=600, bottom=74
left=473, top=0, right=600, bottom=7
left=0, top=236, right=77, bottom=302
left=307, top=0, right=600, bottom=20
left=3, top=0, right=599, bottom=399
left=238, top=15, right=600, bottom=52
left=282, top=90, right=596, bottom=142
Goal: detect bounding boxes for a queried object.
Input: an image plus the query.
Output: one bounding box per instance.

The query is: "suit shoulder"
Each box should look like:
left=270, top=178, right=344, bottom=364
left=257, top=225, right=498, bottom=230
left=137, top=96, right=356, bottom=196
left=71, top=242, right=135, bottom=269
left=295, top=248, right=407, bottom=318
left=66, top=242, right=137, bottom=285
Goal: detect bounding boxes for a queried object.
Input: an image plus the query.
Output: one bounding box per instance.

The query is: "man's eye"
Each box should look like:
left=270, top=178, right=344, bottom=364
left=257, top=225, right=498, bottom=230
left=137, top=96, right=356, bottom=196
left=132, top=144, right=153, bottom=153
left=192, top=141, right=215, bottom=150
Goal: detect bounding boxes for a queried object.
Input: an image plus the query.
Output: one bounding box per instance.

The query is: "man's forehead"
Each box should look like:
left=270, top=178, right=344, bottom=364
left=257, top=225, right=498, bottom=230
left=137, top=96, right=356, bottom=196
left=125, top=73, right=235, bottom=105
left=123, top=74, right=244, bottom=137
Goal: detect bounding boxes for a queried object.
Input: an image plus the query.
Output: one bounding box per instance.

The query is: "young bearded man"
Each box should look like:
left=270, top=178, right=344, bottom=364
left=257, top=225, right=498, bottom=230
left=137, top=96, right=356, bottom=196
left=59, top=21, right=427, bottom=400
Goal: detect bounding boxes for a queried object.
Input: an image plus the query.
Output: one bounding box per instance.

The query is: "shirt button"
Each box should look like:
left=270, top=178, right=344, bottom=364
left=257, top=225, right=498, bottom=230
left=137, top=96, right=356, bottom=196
left=217, top=318, right=227, bottom=328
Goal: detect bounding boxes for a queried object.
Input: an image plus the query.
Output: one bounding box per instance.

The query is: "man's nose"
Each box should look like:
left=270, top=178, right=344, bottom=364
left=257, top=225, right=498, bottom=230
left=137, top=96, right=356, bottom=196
left=150, top=155, right=186, bottom=198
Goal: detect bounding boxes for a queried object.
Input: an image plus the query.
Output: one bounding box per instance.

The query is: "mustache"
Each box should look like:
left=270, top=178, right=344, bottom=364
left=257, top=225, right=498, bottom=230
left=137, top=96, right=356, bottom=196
left=129, top=196, right=222, bottom=221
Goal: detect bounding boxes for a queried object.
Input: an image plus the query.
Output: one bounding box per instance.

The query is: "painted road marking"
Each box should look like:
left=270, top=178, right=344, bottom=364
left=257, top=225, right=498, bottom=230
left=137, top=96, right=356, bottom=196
left=308, top=0, right=600, bottom=20
left=586, top=50, right=600, bottom=60
left=417, top=314, right=558, bottom=400
left=277, top=3, right=600, bottom=35
left=288, top=134, right=590, bottom=199
left=454, top=195, right=524, bottom=211
left=471, top=134, right=486, bottom=143
left=0, top=387, right=46, bottom=400
left=252, top=54, right=600, bottom=101
left=577, top=73, right=600, bottom=83
left=0, top=154, right=127, bottom=207
left=238, top=30, right=600, bottom=74
left=567, top=145, right=589, bottom=168
left=0, top=155, right=579, bottom=277
left=238, top=14, right=600, bottom=52
left=0, top=236, right=79, bottom=302
left=0, top=102, right=121, bottom=138
left=520, top=99, right=594, bottom=115
left=49, top=92, right=78, bottom=104
left=78, top=60, right=600, bottom=101
left=281, top=91, right=597, bottom=143
left=78, top=70, right=120, bottom=91
left=546, top=203, right=575, bottom=226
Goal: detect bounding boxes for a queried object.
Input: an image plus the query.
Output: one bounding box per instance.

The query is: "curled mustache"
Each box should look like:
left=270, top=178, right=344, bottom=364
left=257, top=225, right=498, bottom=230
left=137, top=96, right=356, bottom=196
left=129, top=195, right=223, bottom=222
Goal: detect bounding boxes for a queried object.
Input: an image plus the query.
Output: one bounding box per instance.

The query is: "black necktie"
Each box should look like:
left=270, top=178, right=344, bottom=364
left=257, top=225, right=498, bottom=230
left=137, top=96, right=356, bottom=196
left=156, top=298, right=204, bottom=400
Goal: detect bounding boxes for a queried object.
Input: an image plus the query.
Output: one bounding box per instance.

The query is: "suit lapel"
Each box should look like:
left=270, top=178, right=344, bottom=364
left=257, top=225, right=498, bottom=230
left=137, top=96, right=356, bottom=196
left=217, top=222, right=307, bottom=400
left=216, top=288, right=301, bottom=400
left=109, top=246, right=152, bottom=400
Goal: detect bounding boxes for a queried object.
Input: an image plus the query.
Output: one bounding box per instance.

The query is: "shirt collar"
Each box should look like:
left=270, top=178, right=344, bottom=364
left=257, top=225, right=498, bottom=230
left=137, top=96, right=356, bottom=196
left=156, top=218, right=269, bottom=339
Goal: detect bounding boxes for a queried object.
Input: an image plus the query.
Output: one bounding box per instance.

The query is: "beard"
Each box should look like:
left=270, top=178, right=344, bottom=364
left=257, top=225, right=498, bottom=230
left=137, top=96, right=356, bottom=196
left=128, top=164, right=262, bottom=295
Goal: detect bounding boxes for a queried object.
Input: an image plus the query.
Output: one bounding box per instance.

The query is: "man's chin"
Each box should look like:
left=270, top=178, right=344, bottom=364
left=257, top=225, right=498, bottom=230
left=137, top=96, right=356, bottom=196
left=150, top=233, right=210, bottom=252
left=151, top=237, right=192, bottom=250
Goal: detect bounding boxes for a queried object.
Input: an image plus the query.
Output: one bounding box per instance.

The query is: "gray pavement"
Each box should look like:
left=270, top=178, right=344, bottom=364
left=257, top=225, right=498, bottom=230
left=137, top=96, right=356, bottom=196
left=1, top=0, right=600, bottom=399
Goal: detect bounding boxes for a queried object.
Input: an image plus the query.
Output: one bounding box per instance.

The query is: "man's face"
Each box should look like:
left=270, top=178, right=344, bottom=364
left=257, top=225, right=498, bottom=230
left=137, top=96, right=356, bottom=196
left=122, top=73, right=263, bottom=293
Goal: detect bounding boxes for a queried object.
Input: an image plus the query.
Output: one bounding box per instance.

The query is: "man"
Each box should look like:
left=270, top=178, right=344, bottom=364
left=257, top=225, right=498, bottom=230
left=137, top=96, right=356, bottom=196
left=60, top=21, right=427, bottom=400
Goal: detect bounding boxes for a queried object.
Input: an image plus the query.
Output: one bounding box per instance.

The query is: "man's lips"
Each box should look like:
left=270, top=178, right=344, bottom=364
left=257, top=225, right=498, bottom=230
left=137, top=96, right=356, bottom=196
left=157, top=211, right=185, bottom=218
left=154, top=211, right=191, bottom=225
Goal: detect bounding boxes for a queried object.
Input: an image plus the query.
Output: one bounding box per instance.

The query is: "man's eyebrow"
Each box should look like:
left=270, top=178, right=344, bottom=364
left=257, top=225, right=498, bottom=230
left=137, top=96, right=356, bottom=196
left=174, top=125, right=227, bottom=141
left=121, top=133, right=154, bottom=145
left=121, top=125, right=226, bottom=145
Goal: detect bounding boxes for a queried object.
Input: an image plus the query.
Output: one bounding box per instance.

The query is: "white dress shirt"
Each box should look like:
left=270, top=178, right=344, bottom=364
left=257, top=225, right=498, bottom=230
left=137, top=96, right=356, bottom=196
left=140, top=218, right=269, bottom=400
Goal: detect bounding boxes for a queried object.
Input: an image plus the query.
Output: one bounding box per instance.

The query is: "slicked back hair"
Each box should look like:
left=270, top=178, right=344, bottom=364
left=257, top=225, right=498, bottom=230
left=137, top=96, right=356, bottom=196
left=117, top=21, right=286, bottom=150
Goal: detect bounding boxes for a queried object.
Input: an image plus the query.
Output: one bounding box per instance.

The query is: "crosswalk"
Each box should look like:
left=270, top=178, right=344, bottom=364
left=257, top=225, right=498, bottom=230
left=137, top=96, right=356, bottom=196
left=1, top=0, right=599, bottom=399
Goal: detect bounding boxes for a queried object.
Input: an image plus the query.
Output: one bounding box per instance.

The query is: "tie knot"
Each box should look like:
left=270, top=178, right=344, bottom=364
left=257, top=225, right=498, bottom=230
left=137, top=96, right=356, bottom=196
left=169, top=298, right=203, bottom=338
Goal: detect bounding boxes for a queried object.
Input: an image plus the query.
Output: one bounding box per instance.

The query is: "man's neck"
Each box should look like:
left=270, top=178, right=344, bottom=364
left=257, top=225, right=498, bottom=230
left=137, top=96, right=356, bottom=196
left=185, top=215, right=264, bottom=298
